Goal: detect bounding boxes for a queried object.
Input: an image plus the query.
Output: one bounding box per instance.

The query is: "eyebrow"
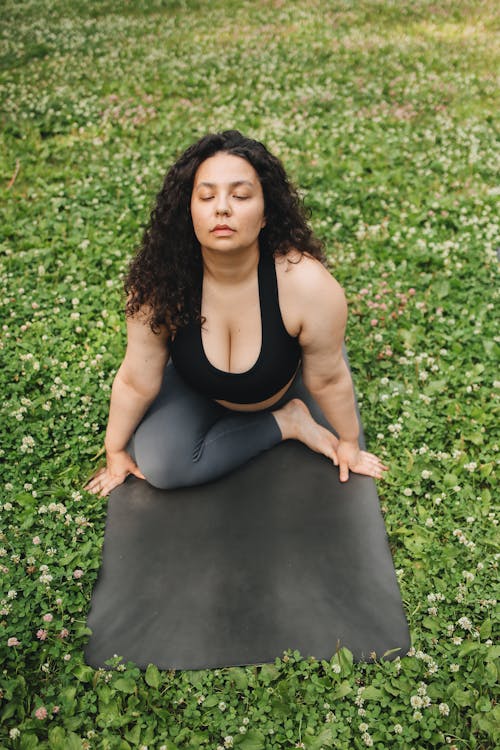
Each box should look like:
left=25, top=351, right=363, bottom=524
left=196, top=180, right=254, bottom=189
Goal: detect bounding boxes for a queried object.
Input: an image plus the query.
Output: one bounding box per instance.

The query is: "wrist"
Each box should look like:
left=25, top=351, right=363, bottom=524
left=105, top=441, right=126, bottom=456
left=338, top=437, right=359, bottom=446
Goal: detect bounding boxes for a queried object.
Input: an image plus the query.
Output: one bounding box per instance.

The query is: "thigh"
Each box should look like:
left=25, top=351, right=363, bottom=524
left=130, top=362, right=226, bottom=485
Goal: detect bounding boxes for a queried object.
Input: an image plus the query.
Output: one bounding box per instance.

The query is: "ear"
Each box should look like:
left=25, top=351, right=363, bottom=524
left=261, top=215, right=267, bottom=229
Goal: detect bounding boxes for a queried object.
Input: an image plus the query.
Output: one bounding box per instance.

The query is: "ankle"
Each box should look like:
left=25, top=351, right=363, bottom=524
left=272, top=401, right=299, bottom=441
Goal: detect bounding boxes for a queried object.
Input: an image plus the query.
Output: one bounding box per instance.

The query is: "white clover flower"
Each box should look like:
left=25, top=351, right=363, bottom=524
left=7, top=590, right=17, bottom=599
left=359, top=722, right=369, bottom=731
left=413, top=711, right=423, bottom=721
left=362, top=732, right=373, bottom=746
left=425, top=518, right=434, bottom=527
left=410, top=695, right=424, bottom=708
left=439, top=702, right=450, bottom=716
left=457, top=617, right=472, bottom=630
left=421, top=470, right=432, bottom=479
left=450, top=664, right=460, bottom=673
left=326, top=711, right=337, bottom=722
left=393, top=724, right=403, bottom=734
left=332, top=663, right=341, bottom=673
left=21, top=435, right=35, bottom=453
left=403, top=488, right=412, bottom=496
left=218, top=701, right=226, bottom=711
left=223, top=737, right=233, bottom=748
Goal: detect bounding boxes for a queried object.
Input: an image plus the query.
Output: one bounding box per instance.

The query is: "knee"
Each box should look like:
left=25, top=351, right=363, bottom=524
left=135, top=444, right=193, bottom=490
left=138, top=455, right=185, bottom=491
left=134, top=436, right=189, bottom=490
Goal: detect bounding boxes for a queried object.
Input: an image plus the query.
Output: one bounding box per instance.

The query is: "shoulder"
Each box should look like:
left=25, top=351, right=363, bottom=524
left=125, top=295, right=170, bottom=346
left=274, top=249, right=347, bottom=316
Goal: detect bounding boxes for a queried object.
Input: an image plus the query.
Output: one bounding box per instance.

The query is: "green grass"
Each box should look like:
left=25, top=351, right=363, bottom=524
left=0, top=1, right=498, bottom=748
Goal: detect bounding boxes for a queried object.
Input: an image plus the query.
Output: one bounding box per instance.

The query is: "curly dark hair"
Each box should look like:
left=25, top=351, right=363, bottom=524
left=125, top=130, right=325, bottom=333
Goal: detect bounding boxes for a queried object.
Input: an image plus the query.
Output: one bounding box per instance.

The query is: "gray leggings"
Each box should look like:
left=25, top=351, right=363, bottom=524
left=127, top=362, right=341, bottom=490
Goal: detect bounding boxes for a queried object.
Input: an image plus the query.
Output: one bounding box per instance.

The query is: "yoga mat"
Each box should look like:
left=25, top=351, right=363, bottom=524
left=84, top=439, right=410, bottom=671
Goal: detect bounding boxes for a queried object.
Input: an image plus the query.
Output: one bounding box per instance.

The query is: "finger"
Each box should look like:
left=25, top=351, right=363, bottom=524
left=88, top=474, right=115, bottom=497
left=84, top=468, right=106, bottom=490
left=98, top=479, right=118, bottom=497
left=358, top=465, right=385, bottom=479
left=363, top=452, right=389, bottom=469
left=98, top=473, right=130, bottom=497
left=131, top=466, right=146, bottom=480
left=368, top=458, right=389, bottom=471
left=339, top=461, right=349, bottom=482
left=85, top=478, right=105, bottom=494
left=331, top=450, right=338, bottom=466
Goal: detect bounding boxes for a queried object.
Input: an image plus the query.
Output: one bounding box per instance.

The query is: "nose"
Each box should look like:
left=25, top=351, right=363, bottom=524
left=215, top=193, right=231, bottom=216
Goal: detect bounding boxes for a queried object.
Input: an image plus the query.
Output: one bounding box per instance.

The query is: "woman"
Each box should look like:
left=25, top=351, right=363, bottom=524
left=85, top=130, right=388, bottom=497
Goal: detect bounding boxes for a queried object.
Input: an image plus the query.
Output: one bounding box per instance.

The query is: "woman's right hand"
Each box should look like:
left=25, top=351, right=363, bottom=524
left=84, top=449, right=146, bottom=498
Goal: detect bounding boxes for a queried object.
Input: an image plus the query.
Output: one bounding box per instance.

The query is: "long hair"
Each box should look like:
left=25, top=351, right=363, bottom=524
left=125, top=130, right=325, bottom=332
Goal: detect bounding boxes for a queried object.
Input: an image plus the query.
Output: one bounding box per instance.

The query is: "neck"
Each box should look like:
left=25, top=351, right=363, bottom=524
left=200, top=244, right=260, bottom=285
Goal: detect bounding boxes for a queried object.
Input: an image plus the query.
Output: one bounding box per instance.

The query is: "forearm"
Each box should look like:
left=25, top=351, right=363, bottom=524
left=104, top=370, right=161, bottom=454
left=304, top=362, right=360, bottom=444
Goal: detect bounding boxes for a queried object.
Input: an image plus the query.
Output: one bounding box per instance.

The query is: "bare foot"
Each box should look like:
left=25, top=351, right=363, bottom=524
left=272, top=398, right=339, bottom=461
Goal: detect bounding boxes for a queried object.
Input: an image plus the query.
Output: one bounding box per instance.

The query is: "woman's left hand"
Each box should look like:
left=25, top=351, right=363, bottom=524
left=333, top=439, right=389, bottom=482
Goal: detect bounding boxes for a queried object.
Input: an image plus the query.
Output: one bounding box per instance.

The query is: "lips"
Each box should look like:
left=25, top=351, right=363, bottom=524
left=211, top=224, right=235, bottom=232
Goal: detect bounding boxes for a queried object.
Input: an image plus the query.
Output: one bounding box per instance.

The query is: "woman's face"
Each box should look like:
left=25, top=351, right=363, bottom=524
left=190, top=152, right=266, bottom=257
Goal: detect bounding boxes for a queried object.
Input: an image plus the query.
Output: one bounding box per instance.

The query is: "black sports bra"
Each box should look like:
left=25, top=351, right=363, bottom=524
left=169, top=251, right=301, bottom=404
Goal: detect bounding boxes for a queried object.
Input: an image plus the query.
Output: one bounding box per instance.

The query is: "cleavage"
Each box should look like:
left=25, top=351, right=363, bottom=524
left=200, top=275, right=262, bottom=374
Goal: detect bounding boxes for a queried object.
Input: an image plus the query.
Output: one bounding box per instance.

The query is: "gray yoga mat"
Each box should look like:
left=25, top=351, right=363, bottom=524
left=84, top=439, right=410, bottom=671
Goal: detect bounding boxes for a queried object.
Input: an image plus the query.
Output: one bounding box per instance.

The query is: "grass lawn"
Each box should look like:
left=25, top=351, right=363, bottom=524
left=0, top=1, right=498, bottom=748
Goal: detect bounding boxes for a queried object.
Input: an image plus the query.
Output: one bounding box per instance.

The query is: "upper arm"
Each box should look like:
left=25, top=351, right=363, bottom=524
left=117, top=304, right=170, bottom=397
left=289, top=257, right=348, bottom=389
